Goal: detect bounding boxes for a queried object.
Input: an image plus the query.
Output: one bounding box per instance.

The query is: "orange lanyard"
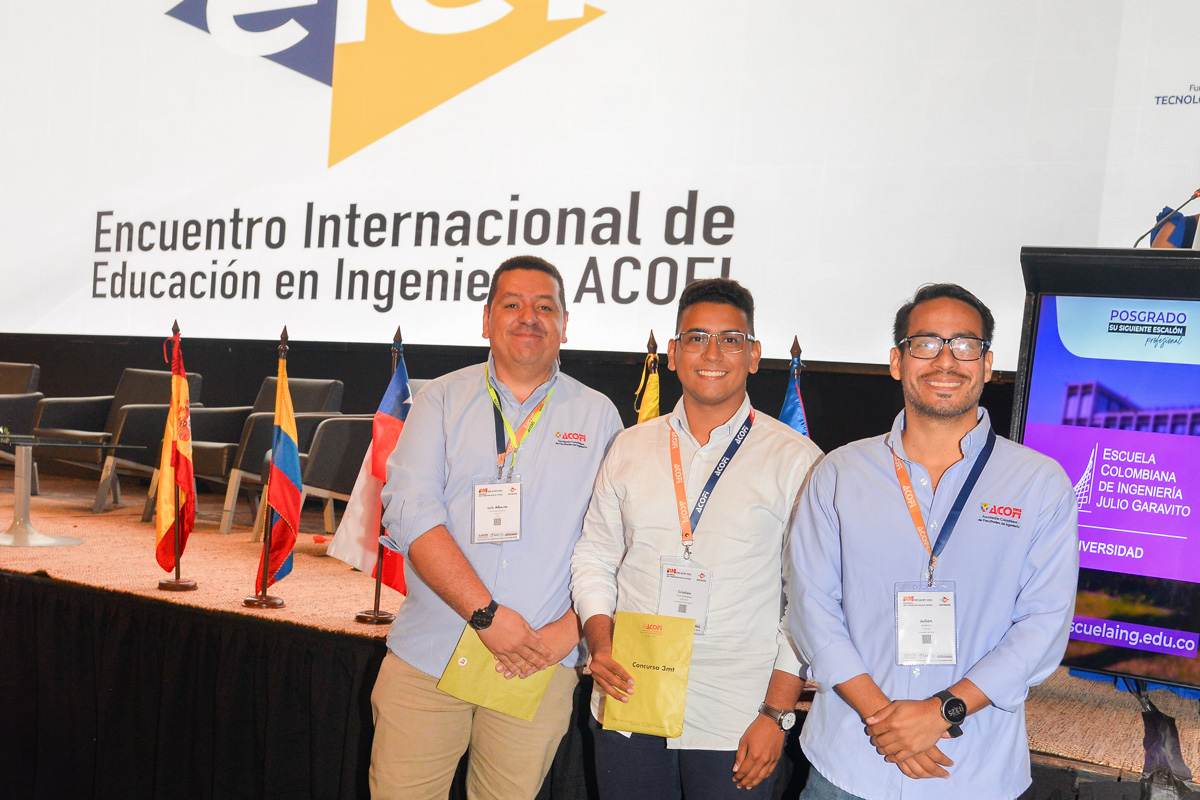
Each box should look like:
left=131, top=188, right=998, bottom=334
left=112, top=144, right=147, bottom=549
left=667, top=411, right=754, bottom=559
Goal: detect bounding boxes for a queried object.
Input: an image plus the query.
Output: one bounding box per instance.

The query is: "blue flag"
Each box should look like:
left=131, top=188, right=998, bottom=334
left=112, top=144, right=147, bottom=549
left=779, top=355, right=810, bottom=437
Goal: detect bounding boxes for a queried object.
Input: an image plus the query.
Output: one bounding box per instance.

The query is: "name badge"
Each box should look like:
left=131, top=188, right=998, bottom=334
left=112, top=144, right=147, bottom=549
left=472, top=479, right=521, bottom=544
left=658, top=557, right=713, bottom=635
left=895, top=581, right=956, bottom=666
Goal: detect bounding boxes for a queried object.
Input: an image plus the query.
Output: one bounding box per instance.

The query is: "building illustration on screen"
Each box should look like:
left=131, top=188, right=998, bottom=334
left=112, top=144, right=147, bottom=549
left=1060, top=381, right=1200, bottom=436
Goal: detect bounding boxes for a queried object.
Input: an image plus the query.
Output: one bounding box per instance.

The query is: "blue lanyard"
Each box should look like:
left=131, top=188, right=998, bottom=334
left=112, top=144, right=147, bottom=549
left=893, top=428, right=996, bottom=583
left=669, top=410, right=754, bottom=558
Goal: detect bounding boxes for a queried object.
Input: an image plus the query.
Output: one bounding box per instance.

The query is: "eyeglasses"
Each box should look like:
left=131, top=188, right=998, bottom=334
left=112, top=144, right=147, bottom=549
left=676, top=330, right=757, bottom=354
left=899, top=335, right=990, bottom=361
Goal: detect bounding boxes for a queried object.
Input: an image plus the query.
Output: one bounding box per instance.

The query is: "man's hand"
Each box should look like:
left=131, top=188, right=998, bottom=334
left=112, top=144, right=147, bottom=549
left=865, top=699, right=949, bottom=762
left=477, top=605, right=552, bottom=678
left=731, top=714, right=785, bottom=790
left=587, top=649, right=634, bottom=702
left=496, top=612, right=580, bottom=678
left=894, top=746, right=954, bottom=779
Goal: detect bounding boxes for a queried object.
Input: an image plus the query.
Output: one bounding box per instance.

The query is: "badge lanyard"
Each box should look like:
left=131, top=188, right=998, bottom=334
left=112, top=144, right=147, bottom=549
left=891, top=428, right=996, bottom=585
left=485, top=363, right=555, bottom=480
left=668, top=411, right=754, bottom=560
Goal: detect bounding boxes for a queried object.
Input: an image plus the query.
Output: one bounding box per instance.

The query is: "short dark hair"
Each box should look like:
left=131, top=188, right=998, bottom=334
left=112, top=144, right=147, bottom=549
left=892, top=283, right=994, bottom=345
left=486, top=255, right=567, bottom=311
left=675, top=278, right=755, bottom=335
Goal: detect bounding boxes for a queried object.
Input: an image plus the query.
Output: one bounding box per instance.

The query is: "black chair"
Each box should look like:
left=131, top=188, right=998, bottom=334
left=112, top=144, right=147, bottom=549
left=0, top=362, right=44, bottom=489
left=173, top=377, right=343, bottom=532
left=33, top=368, right=203, bottom=512
left=248, top=378, right=427, bottom=539
left=0, top=362, right=43, bottom=438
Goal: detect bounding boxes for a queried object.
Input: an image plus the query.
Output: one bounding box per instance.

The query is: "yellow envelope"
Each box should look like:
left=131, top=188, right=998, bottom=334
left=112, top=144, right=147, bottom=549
left=602, top=611, right=695, bottom=738
left=436, top=626, right=555, bottom=721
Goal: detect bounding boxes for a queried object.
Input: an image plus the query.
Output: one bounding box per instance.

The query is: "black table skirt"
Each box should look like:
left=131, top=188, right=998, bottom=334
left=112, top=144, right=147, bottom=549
left=0, top=570, right=818, bottom=799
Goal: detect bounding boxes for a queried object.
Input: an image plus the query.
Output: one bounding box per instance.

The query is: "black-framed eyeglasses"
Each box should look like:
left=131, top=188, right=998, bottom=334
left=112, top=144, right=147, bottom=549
left=899, top=335, right=990, bottom=361
left=676, top=329, right=757, bottom=354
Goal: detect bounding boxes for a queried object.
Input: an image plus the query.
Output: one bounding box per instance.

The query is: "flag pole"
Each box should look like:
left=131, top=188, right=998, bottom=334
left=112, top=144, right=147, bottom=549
left=159, top=321, right=197, bottom=592
left=357, top=326, right=401, bottom=625
left=244, top=327, right=287, bottom=609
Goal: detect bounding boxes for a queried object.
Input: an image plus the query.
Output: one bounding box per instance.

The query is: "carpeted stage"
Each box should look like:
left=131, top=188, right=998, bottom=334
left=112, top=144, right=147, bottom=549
left=1, top=472, right=1196, bottom=799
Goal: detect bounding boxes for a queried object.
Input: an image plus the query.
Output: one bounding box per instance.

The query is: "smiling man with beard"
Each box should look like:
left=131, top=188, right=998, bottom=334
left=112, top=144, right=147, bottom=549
left=370, top=255, right=622, bottom=799
left=787, top=284, right=1079, bottom=800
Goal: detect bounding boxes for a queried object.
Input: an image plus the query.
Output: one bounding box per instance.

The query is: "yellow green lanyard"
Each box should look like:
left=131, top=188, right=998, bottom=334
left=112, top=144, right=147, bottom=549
left=485, top=363, right=556, bottom=480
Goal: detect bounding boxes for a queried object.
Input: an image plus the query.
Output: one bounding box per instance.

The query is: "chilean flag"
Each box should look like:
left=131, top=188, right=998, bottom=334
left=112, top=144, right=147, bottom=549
left=255, top=357, right=302, bottom=591
left=326, top=345, right=411, bottom=594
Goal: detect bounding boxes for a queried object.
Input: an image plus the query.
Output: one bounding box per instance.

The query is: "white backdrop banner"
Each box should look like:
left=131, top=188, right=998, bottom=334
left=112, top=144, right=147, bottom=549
left=4, top=1, right=1200, bottom=369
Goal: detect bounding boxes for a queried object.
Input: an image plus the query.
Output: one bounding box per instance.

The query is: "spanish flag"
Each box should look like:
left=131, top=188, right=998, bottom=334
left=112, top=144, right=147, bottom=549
left=634, top=331, right=660, bottom=424
left=155, top=324, right=196, bottom=571
left=256, top=352, right=302, bottom=591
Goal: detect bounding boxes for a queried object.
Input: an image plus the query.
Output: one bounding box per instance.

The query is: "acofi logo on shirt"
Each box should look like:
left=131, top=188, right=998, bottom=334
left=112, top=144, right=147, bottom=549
left=978, top=501, right=1023, bottom=528
left=167, top=1, right=604, bottom=165
left=554, top=430, right=588, bottom=448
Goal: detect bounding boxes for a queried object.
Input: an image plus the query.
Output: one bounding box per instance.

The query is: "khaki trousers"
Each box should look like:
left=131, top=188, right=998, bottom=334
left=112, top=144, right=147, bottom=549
left=370, top=652, right=579, bottom=800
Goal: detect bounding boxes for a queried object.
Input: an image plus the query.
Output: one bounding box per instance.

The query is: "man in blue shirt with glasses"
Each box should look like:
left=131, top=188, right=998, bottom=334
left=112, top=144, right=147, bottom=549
left=788, top=283, right=1079, bottom=799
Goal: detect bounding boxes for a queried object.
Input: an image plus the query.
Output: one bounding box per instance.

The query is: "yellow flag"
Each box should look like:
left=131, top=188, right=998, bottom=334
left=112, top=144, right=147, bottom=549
left=634, top=353, right=660, bottom=424
left=437, top=626, right=556, bottom=721
left=602, top=611, right=695, bottom=738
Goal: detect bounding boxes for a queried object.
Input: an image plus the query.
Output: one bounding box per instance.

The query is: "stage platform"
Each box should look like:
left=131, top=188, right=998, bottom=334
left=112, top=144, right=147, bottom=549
left=1, top=471, right=1196, bottom=798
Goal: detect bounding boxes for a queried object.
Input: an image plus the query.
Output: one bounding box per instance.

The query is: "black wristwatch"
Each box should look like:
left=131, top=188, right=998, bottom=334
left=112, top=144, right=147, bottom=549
left=933, top=690, right=966, bottom=738
left=758, top=703, right=797, bottom=732
left=468, top=599, right=499, bottom=631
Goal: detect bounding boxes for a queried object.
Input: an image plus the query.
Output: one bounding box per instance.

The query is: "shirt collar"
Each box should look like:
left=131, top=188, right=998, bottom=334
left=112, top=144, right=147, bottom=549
left=669, top=394, right=753, bottom=448
left=486, top=352, right=560, bottom=409
left=885, top=406, right=991, bottom=462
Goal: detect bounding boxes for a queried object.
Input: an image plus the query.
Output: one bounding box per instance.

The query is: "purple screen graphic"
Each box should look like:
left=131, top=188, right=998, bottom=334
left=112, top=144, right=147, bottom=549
left=1023, top=295, right=1199, bottom=670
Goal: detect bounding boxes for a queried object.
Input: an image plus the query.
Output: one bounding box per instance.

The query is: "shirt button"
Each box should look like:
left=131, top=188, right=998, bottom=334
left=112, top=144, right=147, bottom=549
left=502, top=559, right=508, bottom=568
left=919, top=478, right=928, bottom=486
left=912, top=667, right=921, bottom=676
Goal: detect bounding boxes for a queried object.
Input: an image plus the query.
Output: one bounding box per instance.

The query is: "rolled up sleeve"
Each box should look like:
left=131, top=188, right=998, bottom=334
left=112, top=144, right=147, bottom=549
left=965, top=471, right=1079, bottom=712
left=788, top=459, right=870, bottom=690
left=571, top=444, right=626, bottom=626
left=381, top=382, right=449, bottom=555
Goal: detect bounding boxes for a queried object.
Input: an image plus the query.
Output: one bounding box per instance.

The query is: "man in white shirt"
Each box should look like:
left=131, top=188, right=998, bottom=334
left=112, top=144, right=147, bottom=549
left=571, top=278, right=822, bottom=798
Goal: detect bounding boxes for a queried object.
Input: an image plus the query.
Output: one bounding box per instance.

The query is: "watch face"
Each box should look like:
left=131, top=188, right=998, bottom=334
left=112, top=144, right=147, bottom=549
left=943, top=697, right=967, bottom=724
left=780, top=711, right=797, bottom=731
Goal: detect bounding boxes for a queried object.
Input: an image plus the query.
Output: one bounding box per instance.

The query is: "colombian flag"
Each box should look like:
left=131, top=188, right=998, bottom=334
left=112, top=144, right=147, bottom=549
left=327, top=342, right=411, bottom=593
left=779, top=347, right=810, bottom=437
left=256, top=357, right=302, bottom=591
left=155, top=328, right=196, bottom=571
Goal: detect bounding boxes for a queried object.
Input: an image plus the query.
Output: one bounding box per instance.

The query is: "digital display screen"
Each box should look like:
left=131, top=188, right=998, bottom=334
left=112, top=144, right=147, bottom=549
left=1022, top=295, right=1200, bottom=688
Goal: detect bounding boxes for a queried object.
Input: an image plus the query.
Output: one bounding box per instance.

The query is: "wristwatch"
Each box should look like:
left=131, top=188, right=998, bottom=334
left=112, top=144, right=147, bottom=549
left=468, top=599, right=499, bottom=631
left=932, top=690, right=966, bottom=738
left=758, top=703, right=797, bottom=732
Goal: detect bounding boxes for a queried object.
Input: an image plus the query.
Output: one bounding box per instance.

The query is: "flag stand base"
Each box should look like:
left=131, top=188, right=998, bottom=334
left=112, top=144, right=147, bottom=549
left=355, top=609, right=395, bottom=625
left=159, top=578, right=197, bottom=592
left=243, top=594, right=285, bottom=609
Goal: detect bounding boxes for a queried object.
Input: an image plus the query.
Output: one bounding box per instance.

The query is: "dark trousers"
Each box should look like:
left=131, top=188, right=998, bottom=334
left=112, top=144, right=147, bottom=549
left=590, top=717, right=780, bottom=800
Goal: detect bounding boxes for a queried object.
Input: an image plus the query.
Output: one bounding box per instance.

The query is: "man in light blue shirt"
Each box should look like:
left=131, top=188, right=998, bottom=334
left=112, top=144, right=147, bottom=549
left=789, top=284, right=1078, bottom=799
left=371, top=256, right=622, bottom=799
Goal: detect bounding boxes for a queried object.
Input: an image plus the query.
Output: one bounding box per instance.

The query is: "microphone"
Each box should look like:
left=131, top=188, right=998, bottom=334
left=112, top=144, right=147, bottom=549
left=1133, top=188, right=1200, bottom=247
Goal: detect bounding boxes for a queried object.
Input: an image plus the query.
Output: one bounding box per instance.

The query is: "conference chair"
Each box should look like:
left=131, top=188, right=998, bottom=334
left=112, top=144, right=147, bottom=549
left=32, top=368, right=204, bottom=512
left=0, top=362, right=44, bottom=489
left=247, top=379, right=426, bottom=540
left=168, top=377, right=343, bottom=532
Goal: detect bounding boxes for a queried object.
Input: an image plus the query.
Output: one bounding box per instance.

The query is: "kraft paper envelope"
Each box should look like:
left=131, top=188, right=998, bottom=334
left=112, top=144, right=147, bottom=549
left=436, top=626, right=555, bottom=721
left=602, top=611, right=695, bottom=738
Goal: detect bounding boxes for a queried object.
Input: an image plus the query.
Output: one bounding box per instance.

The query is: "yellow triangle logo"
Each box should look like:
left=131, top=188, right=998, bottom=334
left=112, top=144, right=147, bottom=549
left=328, top=1, right=603, bottom=165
